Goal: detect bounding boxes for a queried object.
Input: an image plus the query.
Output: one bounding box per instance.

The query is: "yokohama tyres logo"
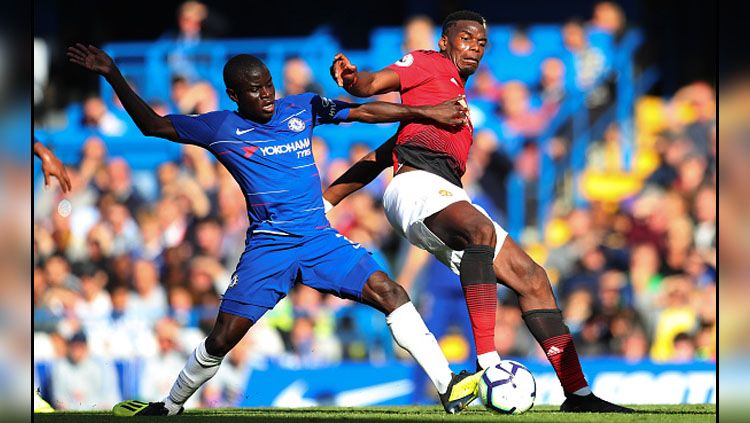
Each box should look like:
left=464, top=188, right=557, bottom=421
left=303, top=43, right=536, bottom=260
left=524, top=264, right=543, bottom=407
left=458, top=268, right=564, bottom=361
left=242, top=146, right=259, bottom=158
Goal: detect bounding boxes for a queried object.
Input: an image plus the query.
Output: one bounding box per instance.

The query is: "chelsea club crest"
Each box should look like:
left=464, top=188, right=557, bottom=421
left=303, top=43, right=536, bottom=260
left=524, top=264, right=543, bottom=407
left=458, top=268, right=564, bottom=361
left=288, top=117, right=306, bottom=132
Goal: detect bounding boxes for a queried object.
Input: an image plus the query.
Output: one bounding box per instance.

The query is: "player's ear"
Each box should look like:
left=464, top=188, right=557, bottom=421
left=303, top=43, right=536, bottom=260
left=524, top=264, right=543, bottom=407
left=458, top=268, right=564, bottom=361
left=226, top=88, right=238, bottom=103
left=439, top=34, right=448, bottom=51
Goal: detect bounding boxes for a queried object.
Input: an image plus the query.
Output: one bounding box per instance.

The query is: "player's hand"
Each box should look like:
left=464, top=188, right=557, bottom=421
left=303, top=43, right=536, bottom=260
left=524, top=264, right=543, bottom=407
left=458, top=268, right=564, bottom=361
left=330, top=53, right=358, bottom=87
left=67, top=43, right=117, bottom=77
left=35, top=143, right=72, bottom=193
left=425, top=95, right=470, bottom=127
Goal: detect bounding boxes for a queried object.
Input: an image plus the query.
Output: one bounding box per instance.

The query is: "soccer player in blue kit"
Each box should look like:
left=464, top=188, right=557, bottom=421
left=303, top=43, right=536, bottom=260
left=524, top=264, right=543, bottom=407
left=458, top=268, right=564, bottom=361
left=67, top=43, right=481, bottom=416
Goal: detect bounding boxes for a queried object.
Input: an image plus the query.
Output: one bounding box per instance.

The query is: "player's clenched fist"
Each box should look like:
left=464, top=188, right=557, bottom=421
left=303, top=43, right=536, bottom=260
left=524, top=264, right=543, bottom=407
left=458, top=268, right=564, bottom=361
left=330, top=53, right=358, bottom=87
left=427, top=95, right=470, bottom=127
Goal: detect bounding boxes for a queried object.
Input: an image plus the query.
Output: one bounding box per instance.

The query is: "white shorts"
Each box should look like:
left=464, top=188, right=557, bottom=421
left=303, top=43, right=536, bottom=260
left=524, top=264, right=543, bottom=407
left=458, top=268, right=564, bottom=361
left=383, top=169, right=508, bottom=275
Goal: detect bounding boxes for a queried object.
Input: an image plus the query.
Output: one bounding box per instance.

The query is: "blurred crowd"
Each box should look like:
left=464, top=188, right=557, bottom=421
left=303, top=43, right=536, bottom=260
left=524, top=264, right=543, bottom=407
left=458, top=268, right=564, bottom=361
left=33, top=1, right=714, bottom=410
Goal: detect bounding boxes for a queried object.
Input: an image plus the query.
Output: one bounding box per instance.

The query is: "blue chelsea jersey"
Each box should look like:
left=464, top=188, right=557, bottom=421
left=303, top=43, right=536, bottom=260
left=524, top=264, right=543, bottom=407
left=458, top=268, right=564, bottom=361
left=167, top=93, right=351, bottom=236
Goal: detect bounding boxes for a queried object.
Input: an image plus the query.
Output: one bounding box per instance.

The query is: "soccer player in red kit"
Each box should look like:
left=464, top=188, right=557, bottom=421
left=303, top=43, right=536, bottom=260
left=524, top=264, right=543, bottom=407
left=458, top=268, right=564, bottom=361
left=324, top=10, right=632, bottom=412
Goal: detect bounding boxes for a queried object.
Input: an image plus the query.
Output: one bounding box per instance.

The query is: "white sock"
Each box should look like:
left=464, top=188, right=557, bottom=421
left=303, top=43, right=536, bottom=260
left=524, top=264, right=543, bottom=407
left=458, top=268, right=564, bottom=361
left=477, top=351, right=502, bottom=369
left=386, top=302, right=453, bottom=394
left=163, top=339, right=223, bottom=415
left=573, top=386, right=592, bottom=396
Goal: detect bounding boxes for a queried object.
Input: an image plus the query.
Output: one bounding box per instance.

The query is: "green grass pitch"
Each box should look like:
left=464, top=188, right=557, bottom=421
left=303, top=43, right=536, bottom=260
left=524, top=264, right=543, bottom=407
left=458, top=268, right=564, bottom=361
left=35, top=404, right=715, bottom=422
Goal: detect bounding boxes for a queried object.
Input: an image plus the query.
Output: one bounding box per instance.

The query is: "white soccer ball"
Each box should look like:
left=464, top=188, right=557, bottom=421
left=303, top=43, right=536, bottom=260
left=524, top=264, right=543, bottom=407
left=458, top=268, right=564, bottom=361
left=478, top=360, right=536, bottom=414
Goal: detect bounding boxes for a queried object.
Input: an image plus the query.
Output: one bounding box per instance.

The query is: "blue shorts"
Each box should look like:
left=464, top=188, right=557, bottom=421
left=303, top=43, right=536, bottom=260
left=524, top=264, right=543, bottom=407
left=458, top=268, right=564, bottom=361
left=219, top=229, right=381, bottom=322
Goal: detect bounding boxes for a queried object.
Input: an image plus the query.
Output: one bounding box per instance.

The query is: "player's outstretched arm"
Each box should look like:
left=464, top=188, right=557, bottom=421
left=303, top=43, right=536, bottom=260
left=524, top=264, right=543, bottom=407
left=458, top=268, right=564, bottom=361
left=323, top=135, right=396, bottom=207
left=34, top=139, right=72, bottom=193
left=330, top=53, right=400, bottom=97
left=67, top=44, right=179, bottom=141
left=345, top=96, right=468, bottom=126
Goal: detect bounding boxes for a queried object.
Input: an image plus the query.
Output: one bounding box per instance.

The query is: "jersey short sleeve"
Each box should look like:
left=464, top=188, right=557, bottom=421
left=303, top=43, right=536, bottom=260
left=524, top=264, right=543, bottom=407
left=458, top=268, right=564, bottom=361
left=386, top=50, right=433, bottom=91
left=166, top=111, right=230, bottom=147
left=309, top=94, right=351, bottom=126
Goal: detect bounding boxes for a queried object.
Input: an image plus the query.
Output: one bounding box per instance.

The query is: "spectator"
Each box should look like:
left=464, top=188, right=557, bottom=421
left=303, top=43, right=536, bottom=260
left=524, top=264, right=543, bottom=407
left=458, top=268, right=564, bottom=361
left=645, top=131, right=685, bottom=188
left=621, top=329, right=649, bottom=362
left=536, top=57, right=567, bottom=112
left=282, top=57, right=323, bottom=96
left=159, top=1, right=228, bottom=87
left=50, top=332, right=120, bottom=410
left=563, top=288, right=594, bottom=334
left=472, top=129, right=513, bottom=216
left=103, top=201, right=142, bottom=257
left=106, top=158, right=147, bottom=213
left=137, top=211, right=164, bottom=262
left=79, top=136, right=108, bottom=185
left=170, top=75, right=219, bottom=115
left=403, top=15, right=436, bottom=52
left=671, top=81, right=715, bottom=157
left=311, top=136, right=330, bottom=186
left=168, top=286, right=199, bottom=328
left=590, top=1, right=627, bottom=41
left=157, top=196, right=190, bottom=248
left=562, top=19, right=607, bottom=92
left=192, top=217, right=226, bottom=264
left=466, top=66, right=502, bottom=103
left=671, top=332, right=696, bottom=362
left=497, top=81, right=549, bottom=154
left=74, top=265, right=112, bottom=328
left=81, top=96, right=126, bottom=136
left=650, top=275, right=697, bottom=361
left=692, top=185, right=716, bottom=253
left=129, top=259, right=168, bottom=322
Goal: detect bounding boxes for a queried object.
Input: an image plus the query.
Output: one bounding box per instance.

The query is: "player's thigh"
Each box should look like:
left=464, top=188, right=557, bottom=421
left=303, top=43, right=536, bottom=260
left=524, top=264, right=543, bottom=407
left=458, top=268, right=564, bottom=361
left=424, top=200, right=496, bottom=250
left=297, top=230, right=382, bottom=302
left=409, top=204, right=509, bottom=275
left=221, top=235, right=300, bottom=320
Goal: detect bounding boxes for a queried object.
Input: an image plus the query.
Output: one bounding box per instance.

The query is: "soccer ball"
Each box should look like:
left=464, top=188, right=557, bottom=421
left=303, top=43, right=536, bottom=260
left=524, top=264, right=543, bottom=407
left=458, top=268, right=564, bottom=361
left=478, top=360, right=536, bottom=414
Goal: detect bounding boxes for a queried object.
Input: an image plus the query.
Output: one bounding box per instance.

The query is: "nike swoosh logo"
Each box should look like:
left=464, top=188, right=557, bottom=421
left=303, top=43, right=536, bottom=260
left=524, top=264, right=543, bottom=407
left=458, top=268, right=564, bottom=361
left=236, top=128, right=254, bottom=135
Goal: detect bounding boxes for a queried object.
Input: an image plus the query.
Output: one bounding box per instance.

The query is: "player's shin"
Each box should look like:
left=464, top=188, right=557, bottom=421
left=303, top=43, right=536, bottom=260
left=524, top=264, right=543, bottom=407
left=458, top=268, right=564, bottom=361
left=460, top=245, right=501, bottom=370
left=522, top=309, right=591, bottom=396
left=386, top=302, right=453, bottom=394
left=163, top=339, right=224, bottom=414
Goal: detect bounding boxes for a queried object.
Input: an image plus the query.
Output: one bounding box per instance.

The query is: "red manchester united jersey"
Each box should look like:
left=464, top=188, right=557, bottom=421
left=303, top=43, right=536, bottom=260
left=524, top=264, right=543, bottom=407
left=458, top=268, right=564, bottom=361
left=387, top=50, right=473, bottom=183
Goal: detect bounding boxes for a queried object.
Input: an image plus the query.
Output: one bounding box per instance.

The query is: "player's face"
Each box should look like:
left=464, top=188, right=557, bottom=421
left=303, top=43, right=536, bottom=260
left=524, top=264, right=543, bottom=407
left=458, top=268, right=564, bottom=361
left=440, top=20, right=487, bottom=79
left=227, top=67, right=276, bottom=123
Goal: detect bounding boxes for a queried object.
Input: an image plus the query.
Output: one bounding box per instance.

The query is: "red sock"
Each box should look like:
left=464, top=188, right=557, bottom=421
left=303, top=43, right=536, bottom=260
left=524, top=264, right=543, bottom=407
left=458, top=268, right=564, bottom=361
left=523, top=309, right=589, bottom=394
left=459, top=245, right=498, bottom=356
left=462, top=283, right=497, bottom=355
left=542, top=334, right=588, bottom=394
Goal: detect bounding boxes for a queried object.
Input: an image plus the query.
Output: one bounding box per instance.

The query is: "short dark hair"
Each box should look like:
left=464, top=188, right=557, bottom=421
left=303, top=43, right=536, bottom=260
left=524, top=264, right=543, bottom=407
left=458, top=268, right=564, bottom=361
left=223, top=54, right=266, bottom=89
left=442, top=10, right=486, bottom=35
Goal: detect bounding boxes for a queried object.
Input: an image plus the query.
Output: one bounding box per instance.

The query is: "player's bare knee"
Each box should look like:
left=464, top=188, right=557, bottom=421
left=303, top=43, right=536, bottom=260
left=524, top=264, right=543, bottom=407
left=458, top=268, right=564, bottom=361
left=205, top=332, right=232, bottom=356
left=467, top=219, right=496, bottom=248
left=365, top=275, right=408, bottom=312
